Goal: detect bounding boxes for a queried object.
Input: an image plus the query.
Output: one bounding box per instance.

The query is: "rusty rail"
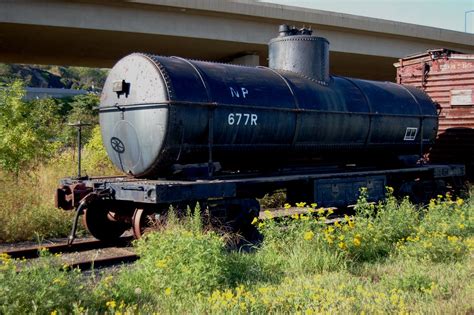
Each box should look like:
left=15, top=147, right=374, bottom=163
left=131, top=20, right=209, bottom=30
left=69, top=253, right=139, bottom=270
left=1, top=237, right=133, bottom=259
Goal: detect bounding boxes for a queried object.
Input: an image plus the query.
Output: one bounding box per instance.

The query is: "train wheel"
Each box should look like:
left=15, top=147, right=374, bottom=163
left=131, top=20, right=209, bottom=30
left=132, top=209, right=161, bottom=239
left=223, top=198, right=262, bottom=248
left=82, top=201, right=129, bottom=242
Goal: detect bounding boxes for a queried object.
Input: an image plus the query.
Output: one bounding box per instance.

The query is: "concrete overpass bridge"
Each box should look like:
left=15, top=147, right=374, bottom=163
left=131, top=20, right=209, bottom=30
left=1, top=0, right=473, bottom=81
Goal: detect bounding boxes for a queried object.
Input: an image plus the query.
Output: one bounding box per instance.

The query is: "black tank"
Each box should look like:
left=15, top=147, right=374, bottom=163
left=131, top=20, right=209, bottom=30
left=99, top=25, right=438, bottom=178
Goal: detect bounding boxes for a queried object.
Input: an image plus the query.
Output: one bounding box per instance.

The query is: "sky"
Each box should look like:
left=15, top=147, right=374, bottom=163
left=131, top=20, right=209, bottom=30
left=259, top=0, right=474, bottom=33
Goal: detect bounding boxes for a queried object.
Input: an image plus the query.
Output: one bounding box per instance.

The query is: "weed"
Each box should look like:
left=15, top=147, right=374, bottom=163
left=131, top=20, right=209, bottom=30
left=0, top=190, right=472, bottom=314
left=0, top=252, right=90, bottom=314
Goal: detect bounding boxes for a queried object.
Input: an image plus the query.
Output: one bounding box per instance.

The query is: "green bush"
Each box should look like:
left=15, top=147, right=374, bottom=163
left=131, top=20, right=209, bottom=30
left=81, top=125, right=115, bottom=175
left=396, top=195, right=473, bottom=262
left=0, top=252, right=89, bottom=314
left=0, top=126, right=116, bottom=242
left=0, top=80, right=61, bottom=175
left=58, top=94, right=100, bottom=146
left=101, top=223, right=230, bottom=312
left=256, top=208, right=346, bottom=277
left=336, top=189, right=419, bottom=262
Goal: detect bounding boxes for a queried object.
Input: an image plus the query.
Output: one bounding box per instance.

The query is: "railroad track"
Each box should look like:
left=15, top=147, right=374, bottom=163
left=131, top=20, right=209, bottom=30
left=68, top=252, right=138, bottom=270
left=1, top=206, right=348, bottom=271
left=1, top=237, right=138, bottom=271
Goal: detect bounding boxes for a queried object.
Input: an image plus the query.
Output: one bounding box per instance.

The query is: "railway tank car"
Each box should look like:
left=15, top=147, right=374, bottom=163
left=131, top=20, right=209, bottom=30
left=101, top=25, right=437, bottom=178
left=56, top=25, right=465, bottom=243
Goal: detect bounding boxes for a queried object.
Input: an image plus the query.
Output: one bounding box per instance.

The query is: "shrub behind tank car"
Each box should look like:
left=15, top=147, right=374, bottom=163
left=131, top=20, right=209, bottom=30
left=99, top=25, right=438, bottom=179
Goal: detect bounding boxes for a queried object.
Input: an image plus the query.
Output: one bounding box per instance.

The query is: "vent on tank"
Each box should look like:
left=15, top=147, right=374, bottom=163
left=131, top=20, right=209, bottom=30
left=269, top=24, right=330, bottom=84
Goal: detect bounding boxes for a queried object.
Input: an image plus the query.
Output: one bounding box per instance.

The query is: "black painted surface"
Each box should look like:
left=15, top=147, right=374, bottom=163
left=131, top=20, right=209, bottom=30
left=99, top=34, right=437, bottom=178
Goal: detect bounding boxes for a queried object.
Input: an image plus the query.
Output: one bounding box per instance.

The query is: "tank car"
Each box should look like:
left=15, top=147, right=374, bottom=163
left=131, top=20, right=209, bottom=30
left=56, top=25, right=465, bottom=243
left=100, top=25, right=437, bottom=178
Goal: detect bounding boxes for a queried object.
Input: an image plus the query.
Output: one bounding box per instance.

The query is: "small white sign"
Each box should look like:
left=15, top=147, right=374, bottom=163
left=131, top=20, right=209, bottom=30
left=451, top=89, right=474, bottom=106
left=404, top=127, right=418, bottom=141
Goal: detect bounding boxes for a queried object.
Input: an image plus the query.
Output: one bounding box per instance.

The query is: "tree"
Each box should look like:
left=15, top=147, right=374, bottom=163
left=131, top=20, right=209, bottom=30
left=0, top=80, right=61, bottom=175
left=59, top=93, right=100, bottom=146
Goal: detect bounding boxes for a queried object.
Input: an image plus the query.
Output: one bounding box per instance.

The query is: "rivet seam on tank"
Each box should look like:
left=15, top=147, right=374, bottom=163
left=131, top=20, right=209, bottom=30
left=142, top=53, right=176, bottom=100
left=170, top=56, right=254, bottom=68
left=278, top=69, right=329, bottom=86
left=269, top=37, right=330, bottom=43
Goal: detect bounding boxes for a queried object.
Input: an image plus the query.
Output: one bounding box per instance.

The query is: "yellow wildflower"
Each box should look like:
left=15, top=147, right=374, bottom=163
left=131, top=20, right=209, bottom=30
left=0, top=253, right=10, bottom=263
left=106, top=300, right=116, bottom=308
left=52, top=278, right=62, bottom=284
left=296, top=202, right=307, bottom=208
left=304, top=231, right=315, bottom=241
left=325, top=235, right=334, bottom=244
left=458, top=223, right=465, bottom=229
left=348, top=220, right=355, bottom=228
left=428, top=199, right=437, bottom=210
left=353, top=237, right=361, bottom=247
left=284, top=203, right=291, bottom=209
left=258, top=287, right=270, bottom=294
left=338, top=235, right=345, bottom=241
left=103, top=275, right=113, bottom=283
left=165, top=287, right=172, bottom=295
left=291, top=213, right=299, bottom=220
left=155, top=259, right=168, bottom=268
left=445, top=192, right=452, bottom=201
left=338, top=242, right=347, bottom=250
left=50, top=311, right=58, bottom=315
left=223, top=290, right=233, bottom=300
left=311, top=203, right=317, bottom=208
left=251, top=217, right=258, bottom=225
left=258, top=222, right=266, bottom=228
left=447, top=235, right=459, bottom=243
left=317, top=208, right=325, bottom=215
left=456, top=198, right=464, bottom=206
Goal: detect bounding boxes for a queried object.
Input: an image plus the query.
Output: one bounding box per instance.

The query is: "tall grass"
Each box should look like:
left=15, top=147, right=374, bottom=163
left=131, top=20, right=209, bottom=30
left=0, top=126, right=116, bottom=242
left=0, top=163, right=74, bottom=242
left=1, top=192, right=472, bottom=314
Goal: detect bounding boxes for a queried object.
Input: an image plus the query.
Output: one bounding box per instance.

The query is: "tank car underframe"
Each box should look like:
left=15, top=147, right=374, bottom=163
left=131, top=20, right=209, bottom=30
left=56, top=164, right=464, bottom=243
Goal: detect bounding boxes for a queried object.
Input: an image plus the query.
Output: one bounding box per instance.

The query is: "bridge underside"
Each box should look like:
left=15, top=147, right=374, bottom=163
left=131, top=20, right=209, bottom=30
left=0, top=23, right=398, bottom=81
left=1, top=0, right=472, bottom=82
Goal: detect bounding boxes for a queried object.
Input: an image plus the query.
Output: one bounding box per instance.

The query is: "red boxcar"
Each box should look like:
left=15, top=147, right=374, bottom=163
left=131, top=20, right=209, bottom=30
left=395, top=49, right=474, bottom=177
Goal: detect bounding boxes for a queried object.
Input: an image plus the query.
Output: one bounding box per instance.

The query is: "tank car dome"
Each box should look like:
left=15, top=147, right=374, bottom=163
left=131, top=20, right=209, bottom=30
left=99, top=53, right=169, bottom=176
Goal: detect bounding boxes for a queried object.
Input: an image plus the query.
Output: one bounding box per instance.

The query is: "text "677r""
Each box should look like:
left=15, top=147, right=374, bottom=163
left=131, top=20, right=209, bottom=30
left=228, top=113, right=258, bottom=126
